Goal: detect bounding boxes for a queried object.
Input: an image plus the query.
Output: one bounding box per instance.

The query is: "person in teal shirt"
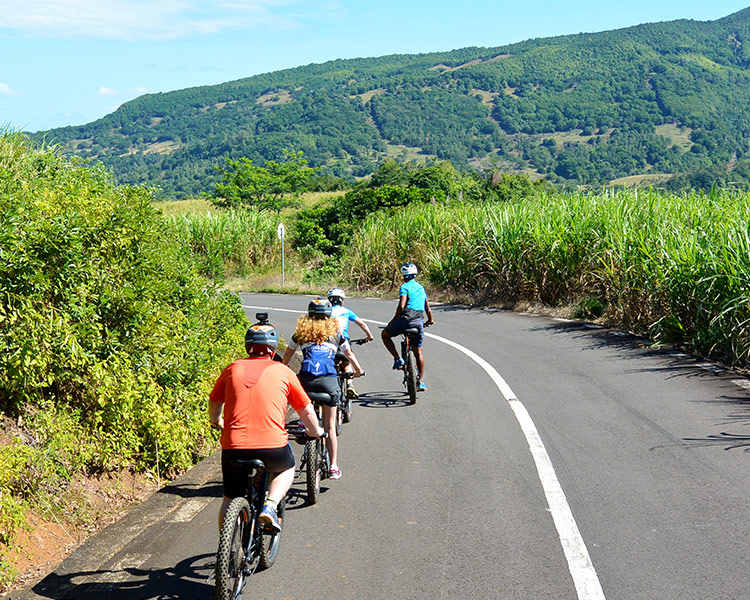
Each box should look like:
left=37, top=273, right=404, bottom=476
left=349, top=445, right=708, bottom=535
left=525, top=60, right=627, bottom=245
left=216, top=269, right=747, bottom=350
left=381, top=263, right=434, bottom=391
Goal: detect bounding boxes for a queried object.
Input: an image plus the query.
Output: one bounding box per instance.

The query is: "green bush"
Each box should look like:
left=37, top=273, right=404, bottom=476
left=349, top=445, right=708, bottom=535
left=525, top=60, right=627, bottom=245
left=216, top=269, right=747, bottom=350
left=0, top=131, right=248, bottom=568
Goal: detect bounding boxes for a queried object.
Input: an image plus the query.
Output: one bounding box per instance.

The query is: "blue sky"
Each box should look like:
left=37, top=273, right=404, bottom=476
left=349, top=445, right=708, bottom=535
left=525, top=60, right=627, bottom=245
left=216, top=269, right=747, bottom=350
left=1, top=1, right=749, bottom=132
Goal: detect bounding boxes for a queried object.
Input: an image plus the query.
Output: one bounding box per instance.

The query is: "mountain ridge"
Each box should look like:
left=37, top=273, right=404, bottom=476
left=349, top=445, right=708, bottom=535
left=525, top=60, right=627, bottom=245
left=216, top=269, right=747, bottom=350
left=33, top=7, right=750, bottom=196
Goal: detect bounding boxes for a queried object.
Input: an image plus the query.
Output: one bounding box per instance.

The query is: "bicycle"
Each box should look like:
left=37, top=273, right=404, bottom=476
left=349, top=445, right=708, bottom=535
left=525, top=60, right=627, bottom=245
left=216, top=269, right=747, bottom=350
left=215, top=457, right=285, bottom=600
left=398, top=327, right=420, bottom=405
left=335, top=338, right=368, bottom=429
left=289, top=408, right=330, bottom=505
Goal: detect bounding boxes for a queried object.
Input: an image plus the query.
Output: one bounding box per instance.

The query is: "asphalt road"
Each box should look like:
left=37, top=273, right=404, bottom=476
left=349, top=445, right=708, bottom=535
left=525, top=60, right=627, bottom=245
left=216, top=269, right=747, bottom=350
left=9, top=293, right=750, bottom=600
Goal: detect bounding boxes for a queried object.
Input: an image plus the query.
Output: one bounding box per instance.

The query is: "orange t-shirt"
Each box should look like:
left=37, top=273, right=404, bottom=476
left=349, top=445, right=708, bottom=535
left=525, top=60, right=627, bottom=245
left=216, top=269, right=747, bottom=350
left=209, top=357, right=311, bottom=450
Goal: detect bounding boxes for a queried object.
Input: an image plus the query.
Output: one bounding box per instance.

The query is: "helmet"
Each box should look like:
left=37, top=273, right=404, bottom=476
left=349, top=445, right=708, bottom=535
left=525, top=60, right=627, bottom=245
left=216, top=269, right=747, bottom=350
left=327, top=288, right=345, bottom=305
left=244, top=324, right=279, bottom=354
left=401, top=263, right=418, bottom=278
left=308, top=297, right=332, bottom=319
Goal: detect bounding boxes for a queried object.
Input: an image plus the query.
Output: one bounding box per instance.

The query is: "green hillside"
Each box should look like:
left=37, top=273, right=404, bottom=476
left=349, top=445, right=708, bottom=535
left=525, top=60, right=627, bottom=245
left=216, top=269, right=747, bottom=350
left=33, top=7, right=750, bottom=197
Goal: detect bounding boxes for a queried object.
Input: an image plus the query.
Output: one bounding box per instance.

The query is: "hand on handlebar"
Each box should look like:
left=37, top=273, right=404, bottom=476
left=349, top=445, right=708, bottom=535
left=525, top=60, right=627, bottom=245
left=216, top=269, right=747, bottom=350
left=306, top=424, right=326, bottom=439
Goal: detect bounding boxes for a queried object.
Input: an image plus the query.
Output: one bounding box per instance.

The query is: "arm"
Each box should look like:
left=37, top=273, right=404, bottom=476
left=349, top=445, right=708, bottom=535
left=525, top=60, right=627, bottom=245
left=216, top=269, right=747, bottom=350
left=424, top=298, right=434, bottom=327
left=209, top=401, right=224, bottom=430
left=343, top=346, right=364, bottom=377
left=354, top=317, right=374, bottom=342
left=281, top=346, right=295, bottom=365
left=296, top=402, right=325, bottom=437
left=390, top=295, right=408, bottom=323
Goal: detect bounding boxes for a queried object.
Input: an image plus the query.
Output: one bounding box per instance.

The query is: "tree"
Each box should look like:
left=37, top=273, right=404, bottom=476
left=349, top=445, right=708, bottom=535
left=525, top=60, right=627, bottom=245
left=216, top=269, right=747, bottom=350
left=208, top=150, right=318, bottom=212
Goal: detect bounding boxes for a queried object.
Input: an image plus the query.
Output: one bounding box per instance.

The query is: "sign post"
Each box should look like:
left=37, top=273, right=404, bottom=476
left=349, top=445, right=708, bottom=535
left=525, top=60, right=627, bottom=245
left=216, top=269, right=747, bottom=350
left=277, top=223, right=286, bottom=286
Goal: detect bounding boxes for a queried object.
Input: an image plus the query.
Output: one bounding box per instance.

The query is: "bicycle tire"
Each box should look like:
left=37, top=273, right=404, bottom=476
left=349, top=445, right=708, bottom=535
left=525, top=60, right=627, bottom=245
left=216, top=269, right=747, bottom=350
left=406, top=349, right=418, bottom=405
left=341, top=394, right=352, bottom=423
left=216, top=497, right=252, bottom=600
left=319, top=436, right=330, bottom=474
left=258, top=496, right=284, bottom=570
left=335, top=404, right=343, bottom=436
left=304, top=439, right=320, bottom=504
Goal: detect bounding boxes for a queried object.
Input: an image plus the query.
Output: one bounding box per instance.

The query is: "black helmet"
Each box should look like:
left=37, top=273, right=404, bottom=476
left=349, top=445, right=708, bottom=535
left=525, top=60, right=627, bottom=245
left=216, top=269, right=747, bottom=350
left=308, top=297, right=332, bottom=319
left=244, top=324, right=279, bottom=354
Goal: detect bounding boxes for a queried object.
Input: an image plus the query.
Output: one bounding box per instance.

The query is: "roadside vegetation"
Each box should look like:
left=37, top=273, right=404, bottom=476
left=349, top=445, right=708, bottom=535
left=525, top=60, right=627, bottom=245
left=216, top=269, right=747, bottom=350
left=170, top=154, right=750, bottom=371
left=0, top=132, right=246, bottom=587
left=3, top=130, right=750, bottom=591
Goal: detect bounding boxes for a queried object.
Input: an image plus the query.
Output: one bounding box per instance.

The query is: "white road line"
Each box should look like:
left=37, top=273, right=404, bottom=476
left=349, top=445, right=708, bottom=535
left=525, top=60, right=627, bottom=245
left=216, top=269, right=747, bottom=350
left=423, top=330, right=607, bottom=600
left=732, top=379, right=750, bottom=391
left=242, top=303, right=607, bottom=599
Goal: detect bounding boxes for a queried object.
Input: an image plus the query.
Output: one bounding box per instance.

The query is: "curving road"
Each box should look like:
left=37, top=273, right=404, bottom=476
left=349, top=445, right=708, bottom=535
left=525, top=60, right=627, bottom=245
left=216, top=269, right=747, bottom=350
left=10, top=293, right=750, bottom=600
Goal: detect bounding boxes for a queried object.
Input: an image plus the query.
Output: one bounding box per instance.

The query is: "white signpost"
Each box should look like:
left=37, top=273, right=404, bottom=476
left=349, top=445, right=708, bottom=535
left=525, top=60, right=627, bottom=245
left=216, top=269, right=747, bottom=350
left=277, top=223, right=286, bottom=286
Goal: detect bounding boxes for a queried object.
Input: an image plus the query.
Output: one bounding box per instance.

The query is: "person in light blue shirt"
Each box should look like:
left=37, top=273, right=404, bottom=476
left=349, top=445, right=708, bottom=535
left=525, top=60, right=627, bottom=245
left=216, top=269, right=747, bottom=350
left=328, top=288, right=373, bottom=398
left=381, top=263, right=434, bottom=391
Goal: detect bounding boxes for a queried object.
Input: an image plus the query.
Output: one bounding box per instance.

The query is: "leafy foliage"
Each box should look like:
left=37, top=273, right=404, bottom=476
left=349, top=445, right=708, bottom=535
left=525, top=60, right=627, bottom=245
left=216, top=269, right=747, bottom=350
left=0, top=132, right=248, bottom=571
left=208, top=151, right=317, bottom=211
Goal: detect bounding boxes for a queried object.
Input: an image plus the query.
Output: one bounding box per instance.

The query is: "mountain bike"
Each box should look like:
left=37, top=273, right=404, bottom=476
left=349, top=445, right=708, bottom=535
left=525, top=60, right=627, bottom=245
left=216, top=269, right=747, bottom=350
left=215, top=457, right=285, bottom=600
left=335, top=338, right=368, bottom=428
left=399, top=327, right=420, bottom=405
left=289, top=408, right=330, bottom=505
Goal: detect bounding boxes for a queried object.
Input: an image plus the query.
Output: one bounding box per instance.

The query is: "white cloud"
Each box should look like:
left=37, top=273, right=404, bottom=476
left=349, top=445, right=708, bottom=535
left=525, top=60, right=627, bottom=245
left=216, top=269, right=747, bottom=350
left=97, top=86, right=119, bottom=96
left=0, top=83, right=20, bottom=96
left=0, top=0, right=303, bottom=41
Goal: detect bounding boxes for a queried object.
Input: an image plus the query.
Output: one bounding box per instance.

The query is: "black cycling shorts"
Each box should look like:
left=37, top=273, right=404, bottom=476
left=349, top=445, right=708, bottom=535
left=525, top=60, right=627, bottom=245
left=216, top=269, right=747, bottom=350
left=298, top=373, right=341, bottom=406
left=221, top=445, right=295, bottom=499
left=385, top=316, right=424, bottom=348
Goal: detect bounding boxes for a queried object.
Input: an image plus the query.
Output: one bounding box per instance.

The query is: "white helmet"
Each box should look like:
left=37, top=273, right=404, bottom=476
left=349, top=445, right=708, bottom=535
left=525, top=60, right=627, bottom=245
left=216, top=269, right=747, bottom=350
left=400, top=263, right=418, bottom=278
left=327, top=288, right=346, bottom=305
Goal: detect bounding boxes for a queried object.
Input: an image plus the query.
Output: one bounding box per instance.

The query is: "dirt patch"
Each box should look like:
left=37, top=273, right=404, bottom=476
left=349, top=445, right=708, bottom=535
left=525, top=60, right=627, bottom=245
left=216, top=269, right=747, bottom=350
left=0, top=469, right=158, bottom=596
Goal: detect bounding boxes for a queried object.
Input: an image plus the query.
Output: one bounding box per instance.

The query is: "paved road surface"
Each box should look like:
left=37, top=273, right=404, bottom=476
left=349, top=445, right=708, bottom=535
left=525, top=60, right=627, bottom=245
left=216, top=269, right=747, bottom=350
left=8, top=293, right=750, bottom=599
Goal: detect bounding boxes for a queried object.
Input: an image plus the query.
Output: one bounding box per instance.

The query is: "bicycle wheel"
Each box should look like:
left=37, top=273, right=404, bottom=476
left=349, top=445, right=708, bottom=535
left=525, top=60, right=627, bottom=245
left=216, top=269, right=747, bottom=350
left=405, top=349, right=418, bottom=405
left=258, top=496, right=284, bottom=570
left=304, top=439, right=320, bottom=504
left=341, top=393, right=352, bottom=423
left=318, top=437, right=330, bottom=474
left=335, top=404, right=343, bottom=436
left=216, top=497, right=252, bottom=600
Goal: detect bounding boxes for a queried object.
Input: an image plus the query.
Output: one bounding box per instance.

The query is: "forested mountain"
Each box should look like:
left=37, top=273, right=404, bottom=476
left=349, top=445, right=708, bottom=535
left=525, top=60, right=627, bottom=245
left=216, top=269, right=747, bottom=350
left=32, top=7, right=750, bottom=197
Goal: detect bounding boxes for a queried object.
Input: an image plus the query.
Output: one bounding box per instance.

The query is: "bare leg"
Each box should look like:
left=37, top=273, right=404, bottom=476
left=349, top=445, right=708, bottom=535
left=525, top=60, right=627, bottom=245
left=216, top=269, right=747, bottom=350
left=267, top=467, right=295, bottom=504
left=322, top=405, right=338, bottom=468
left=416, top=347, right=426, bottom=384
left=381, top=329, right=399, bottom=360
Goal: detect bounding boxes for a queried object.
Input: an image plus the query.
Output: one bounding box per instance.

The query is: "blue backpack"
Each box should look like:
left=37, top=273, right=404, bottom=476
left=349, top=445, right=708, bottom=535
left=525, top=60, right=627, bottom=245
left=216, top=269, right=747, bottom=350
left=300, top=341, right=337, bottom=377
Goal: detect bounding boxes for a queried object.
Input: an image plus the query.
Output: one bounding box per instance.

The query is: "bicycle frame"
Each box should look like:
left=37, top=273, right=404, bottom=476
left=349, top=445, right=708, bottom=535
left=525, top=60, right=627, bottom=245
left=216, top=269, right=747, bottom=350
left=399, top=328, right=420, bottom=405
left=215, top=458, right=284, bottom=600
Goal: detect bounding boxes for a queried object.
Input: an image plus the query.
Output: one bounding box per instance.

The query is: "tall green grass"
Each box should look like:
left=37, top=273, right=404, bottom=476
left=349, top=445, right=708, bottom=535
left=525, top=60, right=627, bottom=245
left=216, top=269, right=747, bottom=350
left=167, top=210, right=281, bottom=278
left=347, top=189, right=750, bottom=368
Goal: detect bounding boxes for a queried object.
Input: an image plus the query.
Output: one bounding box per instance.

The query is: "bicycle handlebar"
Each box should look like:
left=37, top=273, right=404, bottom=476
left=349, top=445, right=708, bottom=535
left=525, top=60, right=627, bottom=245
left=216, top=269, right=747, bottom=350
left=349, top=337, right=370, bottom=345
left=286, top=422, right=328, bottom=440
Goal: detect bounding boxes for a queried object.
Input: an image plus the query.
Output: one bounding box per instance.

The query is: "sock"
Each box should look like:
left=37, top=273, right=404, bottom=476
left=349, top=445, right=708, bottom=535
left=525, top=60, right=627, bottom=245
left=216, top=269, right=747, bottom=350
left=263, top=498, right=277, bottom=510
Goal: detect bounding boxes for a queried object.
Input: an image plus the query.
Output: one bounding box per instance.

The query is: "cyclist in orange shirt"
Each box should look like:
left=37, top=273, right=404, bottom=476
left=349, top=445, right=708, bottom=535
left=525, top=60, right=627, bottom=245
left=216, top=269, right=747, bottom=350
left=209, top=319, right=324, bottom=531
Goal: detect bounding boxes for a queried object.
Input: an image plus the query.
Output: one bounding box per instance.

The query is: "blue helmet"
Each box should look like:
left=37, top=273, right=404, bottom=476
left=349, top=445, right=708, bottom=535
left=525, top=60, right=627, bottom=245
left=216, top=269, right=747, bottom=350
left=244, top=324, right=278, bottom=354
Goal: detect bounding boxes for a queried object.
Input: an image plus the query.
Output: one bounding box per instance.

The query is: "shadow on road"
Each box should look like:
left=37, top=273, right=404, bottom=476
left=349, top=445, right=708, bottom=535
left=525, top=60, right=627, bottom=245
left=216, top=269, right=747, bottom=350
left=535, top=319, right=750, bottom=453
left=156, top=480, right=223, bottom=500
left=25, top=553, right=214, bottom=600
left=355, top=391, right=411, bottom=409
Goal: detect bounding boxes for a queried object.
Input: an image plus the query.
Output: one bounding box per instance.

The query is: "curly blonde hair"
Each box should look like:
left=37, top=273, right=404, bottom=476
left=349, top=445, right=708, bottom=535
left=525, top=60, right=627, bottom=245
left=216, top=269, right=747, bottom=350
left=293, top=316, right=340, bottom=345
